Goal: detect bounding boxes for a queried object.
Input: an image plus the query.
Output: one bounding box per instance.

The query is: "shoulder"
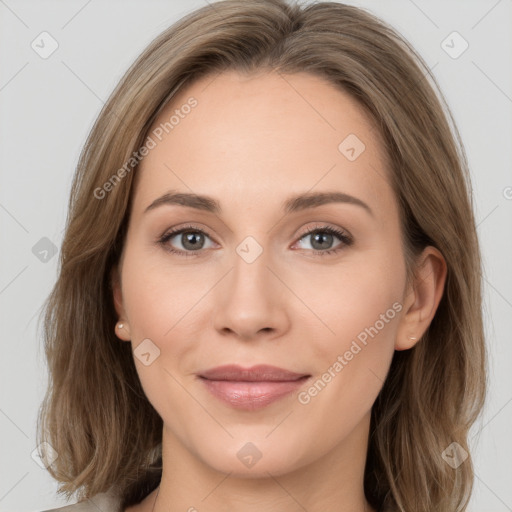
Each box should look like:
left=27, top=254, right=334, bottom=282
left=38, top=490, right=122, bottom=512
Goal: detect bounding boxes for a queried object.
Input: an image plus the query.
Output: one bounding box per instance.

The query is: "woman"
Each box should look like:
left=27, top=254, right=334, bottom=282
left=37, top=0, right=486, bottom=511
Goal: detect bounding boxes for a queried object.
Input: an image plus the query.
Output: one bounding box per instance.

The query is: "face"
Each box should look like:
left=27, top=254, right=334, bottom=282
left=113, top=70, right=413, bottom=477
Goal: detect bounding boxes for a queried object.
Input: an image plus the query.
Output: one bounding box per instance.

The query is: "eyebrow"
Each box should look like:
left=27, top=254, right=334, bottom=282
left=144, top=190, right=373, bottom=217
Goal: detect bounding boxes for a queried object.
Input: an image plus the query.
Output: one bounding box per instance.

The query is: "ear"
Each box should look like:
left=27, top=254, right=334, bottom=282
left=395, top=246, right=447, bottom=351
left=111, top=264, right=131, bottom=341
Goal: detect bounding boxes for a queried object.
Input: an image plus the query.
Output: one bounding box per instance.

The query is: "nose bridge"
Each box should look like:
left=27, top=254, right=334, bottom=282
left=212, top=236, right=289, bottom=338
left=232, top=238, right=272, bottom=293
left=229, top=237, right=278, bottom=308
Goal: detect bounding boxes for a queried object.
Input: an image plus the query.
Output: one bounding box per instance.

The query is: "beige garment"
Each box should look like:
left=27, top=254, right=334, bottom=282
left=39, top=489, right=123, bottom=512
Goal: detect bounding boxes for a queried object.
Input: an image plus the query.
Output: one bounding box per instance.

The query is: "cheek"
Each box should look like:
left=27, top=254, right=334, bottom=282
left=119, top=260, right=196, bottom=439
left=293, top=289, right=399, bottom=450
left=119, top=243, right=209, bottom=400
left=121, top=243, right=202, bottom=338
left=298, top=250, right=404, bottom=346
left=296, top=250, right=404, bottom=403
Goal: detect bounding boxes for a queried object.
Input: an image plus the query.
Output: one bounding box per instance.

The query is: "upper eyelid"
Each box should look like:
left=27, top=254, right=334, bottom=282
left=162, top=223, right=217, bottom=242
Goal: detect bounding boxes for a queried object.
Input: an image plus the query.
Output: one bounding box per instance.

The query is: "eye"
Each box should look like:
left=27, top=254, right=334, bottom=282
left=157, top=223, right=353, bottom=257
left=157, top=224, right=216, bottom=257
left=293, top=224, right=353, bottom=256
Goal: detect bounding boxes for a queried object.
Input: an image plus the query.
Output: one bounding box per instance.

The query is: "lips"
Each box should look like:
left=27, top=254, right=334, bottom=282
left=198, top=364, right=311, bottom=410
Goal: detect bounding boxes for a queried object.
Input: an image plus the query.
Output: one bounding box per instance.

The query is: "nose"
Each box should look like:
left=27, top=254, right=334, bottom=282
left=212, top=248, right=290, bottom=341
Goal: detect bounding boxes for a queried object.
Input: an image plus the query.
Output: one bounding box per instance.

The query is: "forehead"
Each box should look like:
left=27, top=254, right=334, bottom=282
left=133, top=70, right=394, bottom=220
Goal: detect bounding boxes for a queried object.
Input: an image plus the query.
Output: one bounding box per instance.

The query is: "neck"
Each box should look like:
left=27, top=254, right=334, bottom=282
left=140, top=411, right=375, bottom=512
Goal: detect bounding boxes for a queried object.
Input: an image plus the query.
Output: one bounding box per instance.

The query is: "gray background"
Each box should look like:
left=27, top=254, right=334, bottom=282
left=1, top=1, right=511, bottom=511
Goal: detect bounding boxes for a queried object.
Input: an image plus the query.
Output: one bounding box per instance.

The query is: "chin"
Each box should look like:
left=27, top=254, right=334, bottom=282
left=195, top=437, right=311, bottom=478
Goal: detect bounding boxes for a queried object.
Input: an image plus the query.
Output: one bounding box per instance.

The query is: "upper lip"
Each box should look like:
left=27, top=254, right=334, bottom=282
left=199, top=364, right=309, bottom=382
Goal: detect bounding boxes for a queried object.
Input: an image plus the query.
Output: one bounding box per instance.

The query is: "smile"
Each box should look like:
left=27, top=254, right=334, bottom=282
left=197, top=364, right=311, bottom=411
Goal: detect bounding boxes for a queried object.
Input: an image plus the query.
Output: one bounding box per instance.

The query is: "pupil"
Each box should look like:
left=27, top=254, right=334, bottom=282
left=313, top=232, right=332, bottom=250
left=183, top=232, right=203, bottom=250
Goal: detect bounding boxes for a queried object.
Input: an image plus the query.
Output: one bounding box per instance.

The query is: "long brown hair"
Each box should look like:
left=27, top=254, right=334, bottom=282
left=36, top=1, right=487, bottom=511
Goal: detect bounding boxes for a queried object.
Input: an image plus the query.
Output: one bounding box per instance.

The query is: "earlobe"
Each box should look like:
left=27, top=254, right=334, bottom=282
left=395, top=246, right=447, bottom=351
left=116, top=321, right=131, bottom=341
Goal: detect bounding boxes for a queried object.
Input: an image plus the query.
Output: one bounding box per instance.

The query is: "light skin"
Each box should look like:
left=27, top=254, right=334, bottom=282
left=113, top=70, right=447, bottom=512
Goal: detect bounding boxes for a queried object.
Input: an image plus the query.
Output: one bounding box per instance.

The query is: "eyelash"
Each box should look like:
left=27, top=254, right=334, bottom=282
left=157, top=223, right=353, bottom=258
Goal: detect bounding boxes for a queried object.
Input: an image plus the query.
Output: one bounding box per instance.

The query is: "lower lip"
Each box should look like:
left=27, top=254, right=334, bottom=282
left=199, top=376, right=310, bottom=411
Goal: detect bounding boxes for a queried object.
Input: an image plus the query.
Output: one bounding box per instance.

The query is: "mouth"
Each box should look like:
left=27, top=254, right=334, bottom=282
left=198, top=364, right=311, bottom=411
